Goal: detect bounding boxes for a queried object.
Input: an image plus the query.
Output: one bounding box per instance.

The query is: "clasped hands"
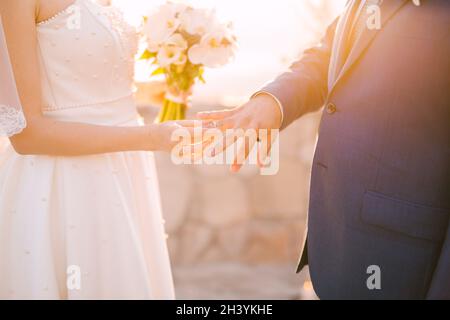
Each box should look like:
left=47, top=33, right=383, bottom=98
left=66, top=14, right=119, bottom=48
left=172, top=94, right=282, bottom=172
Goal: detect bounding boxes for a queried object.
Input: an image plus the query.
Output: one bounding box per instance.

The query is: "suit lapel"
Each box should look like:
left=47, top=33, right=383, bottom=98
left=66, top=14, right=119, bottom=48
left=328, top=0, right=357, bottom=92
left=328, top=0, right=409, bottom=95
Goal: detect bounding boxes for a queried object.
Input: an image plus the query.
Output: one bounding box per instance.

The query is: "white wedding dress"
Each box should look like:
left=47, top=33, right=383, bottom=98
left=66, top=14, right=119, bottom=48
left=0, top=0, right=175, bottom=299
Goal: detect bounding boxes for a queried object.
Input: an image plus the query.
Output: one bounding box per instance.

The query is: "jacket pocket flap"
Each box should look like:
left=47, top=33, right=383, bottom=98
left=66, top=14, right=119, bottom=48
left=361, top=191, right=449, bottom=242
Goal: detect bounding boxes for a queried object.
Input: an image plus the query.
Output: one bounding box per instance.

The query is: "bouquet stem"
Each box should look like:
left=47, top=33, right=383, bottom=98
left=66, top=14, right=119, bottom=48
left=155, top=93, right=189, bottom=123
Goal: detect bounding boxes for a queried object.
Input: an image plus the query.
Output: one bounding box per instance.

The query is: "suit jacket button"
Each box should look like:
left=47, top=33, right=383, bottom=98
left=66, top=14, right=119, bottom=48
left=326, top=103, right=337, bottom=114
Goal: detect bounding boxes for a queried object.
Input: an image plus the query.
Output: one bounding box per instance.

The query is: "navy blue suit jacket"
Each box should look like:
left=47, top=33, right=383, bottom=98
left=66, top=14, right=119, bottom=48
left=263, top=0, right=450, bottom=299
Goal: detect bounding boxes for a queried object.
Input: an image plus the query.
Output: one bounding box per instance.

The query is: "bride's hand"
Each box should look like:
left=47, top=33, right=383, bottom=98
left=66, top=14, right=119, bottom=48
left=196, top=94, right=282, bottom=172
left=148, top=120, right=210, bottom=154
left=136, top=80, right=167, bottom=107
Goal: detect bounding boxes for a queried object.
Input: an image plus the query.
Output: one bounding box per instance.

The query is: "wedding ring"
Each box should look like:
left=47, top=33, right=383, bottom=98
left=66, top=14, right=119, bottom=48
left=213, top=120, right=222, bottom=128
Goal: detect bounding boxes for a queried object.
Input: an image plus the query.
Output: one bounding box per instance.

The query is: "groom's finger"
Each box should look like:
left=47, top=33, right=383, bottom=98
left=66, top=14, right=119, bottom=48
left=208, top=121, right=253, bottom=157
left=258, top=129, right=279, bottom=168
left=258, top=132, right=271, bottom=168
left=213, top=117, right=237, bottom=130
left=231, top=132, right=258, bottom=173
left=197, top=108, right=239, bottom=120
left=209, top=128, right=243, bottom=157
left=175, top=120, right=209, bottom=128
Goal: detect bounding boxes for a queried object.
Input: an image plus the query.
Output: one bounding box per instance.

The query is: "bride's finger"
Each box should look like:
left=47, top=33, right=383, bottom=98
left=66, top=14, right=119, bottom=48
left=170, top=125, right=207, bottom=147
left=177, top=136, right=214, bottom=162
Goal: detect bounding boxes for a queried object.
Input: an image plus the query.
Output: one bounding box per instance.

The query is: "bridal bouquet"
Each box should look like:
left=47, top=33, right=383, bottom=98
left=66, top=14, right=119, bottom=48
left=141, top=2, right=237, bottom=123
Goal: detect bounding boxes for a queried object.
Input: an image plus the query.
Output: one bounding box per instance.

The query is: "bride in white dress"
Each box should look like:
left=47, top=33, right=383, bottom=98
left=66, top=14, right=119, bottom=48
left=0, top=0, right=195, bottom=299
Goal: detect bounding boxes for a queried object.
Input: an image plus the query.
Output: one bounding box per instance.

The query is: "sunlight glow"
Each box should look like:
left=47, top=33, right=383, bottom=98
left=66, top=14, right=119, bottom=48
left=112, top=0, right=346, bottom=107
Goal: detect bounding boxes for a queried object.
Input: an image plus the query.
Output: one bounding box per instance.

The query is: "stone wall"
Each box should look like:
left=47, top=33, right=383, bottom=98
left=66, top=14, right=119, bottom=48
left=138, top=90, right=321, bottom=299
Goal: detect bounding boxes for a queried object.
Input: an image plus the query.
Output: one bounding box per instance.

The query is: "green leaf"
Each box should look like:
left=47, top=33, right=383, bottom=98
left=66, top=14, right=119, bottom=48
left=198, top=67, right=206, bottom=83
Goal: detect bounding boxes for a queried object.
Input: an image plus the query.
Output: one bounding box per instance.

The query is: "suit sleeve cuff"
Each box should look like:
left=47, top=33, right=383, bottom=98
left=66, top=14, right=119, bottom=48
left=251, top=91, right=285, bottom=128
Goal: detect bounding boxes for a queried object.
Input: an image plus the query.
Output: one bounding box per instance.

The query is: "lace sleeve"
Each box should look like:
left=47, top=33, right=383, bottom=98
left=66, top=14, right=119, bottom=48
left=0, top=104, right=26, bottom=137
left=0, top=16, right=27, bottom=137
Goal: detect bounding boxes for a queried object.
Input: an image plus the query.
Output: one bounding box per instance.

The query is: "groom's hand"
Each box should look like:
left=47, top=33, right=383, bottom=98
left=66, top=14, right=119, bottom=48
left=197, top=94, right=282, bottom=172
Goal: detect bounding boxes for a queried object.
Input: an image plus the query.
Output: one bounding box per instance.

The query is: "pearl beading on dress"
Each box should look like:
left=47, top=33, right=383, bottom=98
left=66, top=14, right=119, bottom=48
left=36, top=0, right=139, bottom=112
left=101, top=6, right=138, bottom=83
left=101, top=6, right=139, bottom=62
left=36, top=0, right=79, bottom=27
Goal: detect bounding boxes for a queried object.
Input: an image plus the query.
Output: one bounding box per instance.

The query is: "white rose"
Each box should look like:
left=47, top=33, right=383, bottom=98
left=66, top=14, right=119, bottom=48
left=188, top=25, right=237, bottom=68
left=180, top=7, right=218, bottom=36
left=157, top=33, right=188, bottom=67
left=143, top=3, right=187, bottom=51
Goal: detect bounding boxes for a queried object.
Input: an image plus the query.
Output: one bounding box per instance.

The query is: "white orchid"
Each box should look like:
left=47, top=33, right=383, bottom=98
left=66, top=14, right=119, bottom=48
left=142, top=2, right=187, bottom=51
left=157, top=33, right=188, bottom=67
left=180, top=7, right=217, bottom=36
left=188, top=25, right=237, bottom=68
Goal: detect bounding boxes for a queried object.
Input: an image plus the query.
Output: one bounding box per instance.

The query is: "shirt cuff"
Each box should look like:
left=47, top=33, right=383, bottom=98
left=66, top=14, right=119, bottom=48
left=251, top=91, right=284, bottom=128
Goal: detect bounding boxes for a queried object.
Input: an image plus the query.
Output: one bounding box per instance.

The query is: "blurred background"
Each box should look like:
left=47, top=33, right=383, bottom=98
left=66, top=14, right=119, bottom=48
left=103, top=0, right=346, bottom=299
